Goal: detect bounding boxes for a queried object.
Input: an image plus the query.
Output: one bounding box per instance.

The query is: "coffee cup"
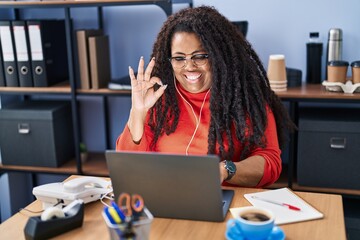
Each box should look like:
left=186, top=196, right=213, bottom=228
left=351, top=61, right=360, bottom=84
left=226, top=206, right=275, bottom=240
left=267, top=54, right=287, bottom=82
left=327, top=60, right=349, bottom=83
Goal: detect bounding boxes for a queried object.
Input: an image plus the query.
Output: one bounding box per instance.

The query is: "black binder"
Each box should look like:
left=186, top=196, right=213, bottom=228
left=12, top=21, right=33, bottom=87
left=27, top=20, right=68, bottom=87
left=0, top=21, right=19, bottom=87
left=0, top=39, right=5, bottom=86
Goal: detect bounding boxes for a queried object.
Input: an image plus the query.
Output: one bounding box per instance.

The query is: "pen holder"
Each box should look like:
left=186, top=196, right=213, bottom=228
left=102, top=207, right=153, bottom=240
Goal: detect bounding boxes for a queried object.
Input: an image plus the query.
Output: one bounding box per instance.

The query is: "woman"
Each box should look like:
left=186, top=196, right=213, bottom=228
left=116, top=6, right=294, bottom=188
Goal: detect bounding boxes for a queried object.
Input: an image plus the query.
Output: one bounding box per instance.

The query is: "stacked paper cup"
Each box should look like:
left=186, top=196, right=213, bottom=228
left=267, top=54, right=287, bottom=91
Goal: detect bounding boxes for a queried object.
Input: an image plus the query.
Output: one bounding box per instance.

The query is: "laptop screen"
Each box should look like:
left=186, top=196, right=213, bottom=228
left=105, top=150, right=234, bottom=222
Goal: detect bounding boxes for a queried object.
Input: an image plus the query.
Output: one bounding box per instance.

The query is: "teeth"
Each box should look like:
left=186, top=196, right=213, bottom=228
left=186, top=74, right=201, bottom=80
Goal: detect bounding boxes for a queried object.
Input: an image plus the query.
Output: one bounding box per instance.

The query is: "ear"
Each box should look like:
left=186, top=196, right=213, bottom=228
left=41, top=207, right=65, bottom=221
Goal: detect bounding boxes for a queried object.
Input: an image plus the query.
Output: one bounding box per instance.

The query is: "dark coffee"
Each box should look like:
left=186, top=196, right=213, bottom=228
left=240, top=212, right=270, bottom=222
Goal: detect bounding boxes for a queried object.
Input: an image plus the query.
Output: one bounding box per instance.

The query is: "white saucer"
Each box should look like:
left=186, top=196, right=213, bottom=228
left=225, top=225, right=285, bottom=240
left=322, top=80, right=360, bottom=93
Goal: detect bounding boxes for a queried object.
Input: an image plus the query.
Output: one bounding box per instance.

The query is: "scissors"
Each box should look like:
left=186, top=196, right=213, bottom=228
left=117, top=193, right=144, bottom=218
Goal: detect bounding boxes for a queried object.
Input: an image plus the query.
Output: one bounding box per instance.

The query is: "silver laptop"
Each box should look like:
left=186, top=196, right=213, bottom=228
left=105, top=150, right=234, bottom=222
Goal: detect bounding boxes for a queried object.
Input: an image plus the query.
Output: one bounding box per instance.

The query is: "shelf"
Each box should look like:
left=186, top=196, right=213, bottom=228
left=0, top=0, right=183, bottom=17
left=81, top=152, right=108, bottom=176
left=0, top=159, right=78, bottom=175
left=273, top=182, right=360, bottom=197
left=4, top=83, right=360, bottom=99
left=0, top=82, right=132, bottom=96
left=266, top=164, right=288, bottom=190
left=292, top=183, right=360, bottom=197
left=0, top=152, right=108, bottom=177
left=266, top=164, right=360, bottom=196
left=0, top=0, right=169, bottom=8
left=276, top=84, right=360, bottom=101
left=0, top=81, right=71, bottom=95
left=77, top=87, right=131, bottom=96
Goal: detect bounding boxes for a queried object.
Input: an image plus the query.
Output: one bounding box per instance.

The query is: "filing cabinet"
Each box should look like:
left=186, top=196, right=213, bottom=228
left=0, top=100, right=74, bottom=167
left=297, top=107, right=360, bottom=190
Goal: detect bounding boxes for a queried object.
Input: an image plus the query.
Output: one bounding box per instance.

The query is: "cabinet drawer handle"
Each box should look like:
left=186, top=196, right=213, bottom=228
left=330, top=137, right=346, bottom=149
left=18, top=123, right=30, bottom=134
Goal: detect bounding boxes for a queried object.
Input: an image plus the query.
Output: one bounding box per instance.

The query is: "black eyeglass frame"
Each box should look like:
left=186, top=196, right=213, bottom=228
left=168, top=53, right=209, bottom=69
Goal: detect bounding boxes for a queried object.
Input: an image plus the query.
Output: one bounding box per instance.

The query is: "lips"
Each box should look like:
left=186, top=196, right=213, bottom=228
left=184, top=73, right=202, bottom=83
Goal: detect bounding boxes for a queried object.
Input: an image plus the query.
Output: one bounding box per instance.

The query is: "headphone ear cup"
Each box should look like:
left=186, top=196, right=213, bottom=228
left=41, top=207, right=65, bottom=221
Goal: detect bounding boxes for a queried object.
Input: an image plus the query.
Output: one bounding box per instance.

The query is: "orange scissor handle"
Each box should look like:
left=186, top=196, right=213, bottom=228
left=131, top=194, right=144, bottom=212
left=118, top=193, right=144, bottom=217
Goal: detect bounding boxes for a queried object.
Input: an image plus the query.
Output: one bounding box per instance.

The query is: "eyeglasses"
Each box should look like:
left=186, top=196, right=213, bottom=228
left=169, top=54, right=209, bottom=69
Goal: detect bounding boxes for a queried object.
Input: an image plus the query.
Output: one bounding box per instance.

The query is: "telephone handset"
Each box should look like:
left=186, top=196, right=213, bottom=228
left=63, top=176, right=110, bottom=193
left=33, top=176, right=113, bottom=209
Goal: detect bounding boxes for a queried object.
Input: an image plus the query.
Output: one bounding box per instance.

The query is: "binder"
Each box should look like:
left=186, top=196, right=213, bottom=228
left=27, top=20, right=68, bottom=87
left=88, top=35, right=111, bottom=89
left=76, top=29, right=103, bottom=89
left=0, top=39, right=5, bottom=87
left=12, top=21, right=33, bottom=87
left=0, top=21, right=19, bottom=87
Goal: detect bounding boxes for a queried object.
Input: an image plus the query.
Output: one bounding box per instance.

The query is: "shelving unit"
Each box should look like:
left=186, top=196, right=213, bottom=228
left=0, top=0, right=191, bottom=176
left=275, top=84, right=360, bottom=196
left=1, top=3, right=360, bottom=198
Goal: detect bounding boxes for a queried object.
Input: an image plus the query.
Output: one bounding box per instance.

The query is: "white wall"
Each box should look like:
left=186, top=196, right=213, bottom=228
left=194, top=0, right=360, bottom=78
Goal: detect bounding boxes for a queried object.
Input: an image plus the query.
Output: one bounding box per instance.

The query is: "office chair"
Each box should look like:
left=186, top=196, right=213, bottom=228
left=232, top=21, right=248, bottom=38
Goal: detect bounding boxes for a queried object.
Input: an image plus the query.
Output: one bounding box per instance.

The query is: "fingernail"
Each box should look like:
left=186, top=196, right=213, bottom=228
left=163, top=84, right=168, bottom=89
left=140, top=56, right=144, bottom=59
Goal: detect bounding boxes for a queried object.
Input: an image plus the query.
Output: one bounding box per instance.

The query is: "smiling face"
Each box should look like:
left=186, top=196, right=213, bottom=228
left=170, top=32, right=212, bottom=93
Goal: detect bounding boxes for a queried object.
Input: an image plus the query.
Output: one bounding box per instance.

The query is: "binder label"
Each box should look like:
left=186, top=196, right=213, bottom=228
left=0, top=26, right=15, bottom=62
left=28, top=25, right=44, bottom=61
left=13, top=26, right=29, bottom=62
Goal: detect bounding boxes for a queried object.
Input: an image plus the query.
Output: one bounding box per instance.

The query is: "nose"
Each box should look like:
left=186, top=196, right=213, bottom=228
left=184, top=59, right=196, bottom=70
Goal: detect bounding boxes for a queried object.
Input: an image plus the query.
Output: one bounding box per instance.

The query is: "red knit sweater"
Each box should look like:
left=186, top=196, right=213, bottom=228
left=116, top=85, right=282, bottom=187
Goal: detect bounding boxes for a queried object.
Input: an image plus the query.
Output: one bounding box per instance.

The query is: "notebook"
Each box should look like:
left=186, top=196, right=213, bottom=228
left=231, top=188, right=324, bottom=225
left=105, top=150, right=234, bottom=222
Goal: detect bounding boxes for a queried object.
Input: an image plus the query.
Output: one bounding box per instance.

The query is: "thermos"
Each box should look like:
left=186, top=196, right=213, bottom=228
left=306, top=32, right=323, bottom=84
left=325, top=28, right=343, bottom=79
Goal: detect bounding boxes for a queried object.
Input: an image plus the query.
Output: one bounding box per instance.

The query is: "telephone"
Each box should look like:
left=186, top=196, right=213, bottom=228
left=33, top=176, right=113, bottom=209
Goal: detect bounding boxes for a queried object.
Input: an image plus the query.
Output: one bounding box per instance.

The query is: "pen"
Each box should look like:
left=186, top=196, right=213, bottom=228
left=104, top=207, right=117, bottom=224
left=108, top=207, right=122, bottom=224
left=103, top=206, right=123, bottom=237
left=251, top=196, right=301, bottom=211
left=111, top=201, right=126, bottom=222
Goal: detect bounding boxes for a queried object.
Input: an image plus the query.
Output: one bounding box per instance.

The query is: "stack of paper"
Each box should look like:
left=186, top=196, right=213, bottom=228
left=230, top=188, right=324, bottom=225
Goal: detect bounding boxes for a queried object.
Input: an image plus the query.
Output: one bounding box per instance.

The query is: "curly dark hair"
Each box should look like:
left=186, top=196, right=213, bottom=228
left=148, top=6, right=294, bottom=160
